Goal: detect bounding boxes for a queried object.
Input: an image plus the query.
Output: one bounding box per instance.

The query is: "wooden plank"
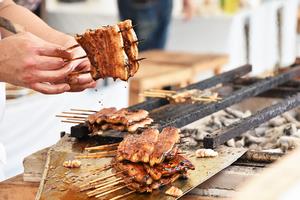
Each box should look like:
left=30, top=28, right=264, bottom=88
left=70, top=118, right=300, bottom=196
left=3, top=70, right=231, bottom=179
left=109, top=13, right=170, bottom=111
left=235, top=147, right=300, bottom=200
left=0, top=175, right=227, bottom=200
left=0, top=175, right=39, bottom=200
left=139, top=51, right=228, bottom=72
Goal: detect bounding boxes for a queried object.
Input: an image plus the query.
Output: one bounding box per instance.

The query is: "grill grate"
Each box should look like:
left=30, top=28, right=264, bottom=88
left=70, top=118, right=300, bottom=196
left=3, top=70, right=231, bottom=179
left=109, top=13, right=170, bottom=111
left=70, top=64, right=300, bottom=149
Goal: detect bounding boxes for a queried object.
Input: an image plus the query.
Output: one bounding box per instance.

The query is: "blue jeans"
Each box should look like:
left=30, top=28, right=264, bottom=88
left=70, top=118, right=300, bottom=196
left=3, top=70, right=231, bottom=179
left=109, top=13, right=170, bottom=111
left=117, top=0, right=173, bottom=51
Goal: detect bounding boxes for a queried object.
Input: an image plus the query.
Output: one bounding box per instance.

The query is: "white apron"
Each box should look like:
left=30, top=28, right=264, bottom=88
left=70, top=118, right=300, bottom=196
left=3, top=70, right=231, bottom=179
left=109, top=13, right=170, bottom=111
left=0, top=29, right=7, bottom=181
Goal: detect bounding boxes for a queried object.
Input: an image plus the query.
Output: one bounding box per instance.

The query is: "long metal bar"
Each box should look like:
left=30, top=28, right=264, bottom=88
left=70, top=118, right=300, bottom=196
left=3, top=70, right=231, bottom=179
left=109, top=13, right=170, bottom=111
left=129, top=64, right=252, bottom=111
left=203, top=93, right=300, bottom=149
left=158, top=66, right=300, bottom=129
left=70, top=65, right=251, bottom=139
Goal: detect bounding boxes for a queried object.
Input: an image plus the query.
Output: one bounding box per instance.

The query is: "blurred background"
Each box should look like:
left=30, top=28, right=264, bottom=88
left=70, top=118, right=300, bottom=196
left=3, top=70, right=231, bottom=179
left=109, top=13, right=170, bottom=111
left=1, top=0, right=300, bottom=180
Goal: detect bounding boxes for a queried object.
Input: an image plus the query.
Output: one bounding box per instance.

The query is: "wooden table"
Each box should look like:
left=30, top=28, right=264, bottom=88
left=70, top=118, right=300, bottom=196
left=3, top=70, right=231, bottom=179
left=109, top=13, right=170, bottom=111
left=129, top=50, right=228, bottom=105
left=0, top=175, right=227, bottom=200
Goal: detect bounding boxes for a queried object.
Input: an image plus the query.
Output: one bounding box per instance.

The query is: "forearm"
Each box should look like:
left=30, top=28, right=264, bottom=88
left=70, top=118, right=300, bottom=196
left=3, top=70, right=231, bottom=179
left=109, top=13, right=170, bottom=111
left=0, top=0, right=73, bottom=46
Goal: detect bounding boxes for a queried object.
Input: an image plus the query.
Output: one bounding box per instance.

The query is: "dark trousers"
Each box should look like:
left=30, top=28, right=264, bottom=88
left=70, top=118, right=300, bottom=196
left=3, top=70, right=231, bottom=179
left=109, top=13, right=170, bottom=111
left=117, top=0, right=173, bottom=51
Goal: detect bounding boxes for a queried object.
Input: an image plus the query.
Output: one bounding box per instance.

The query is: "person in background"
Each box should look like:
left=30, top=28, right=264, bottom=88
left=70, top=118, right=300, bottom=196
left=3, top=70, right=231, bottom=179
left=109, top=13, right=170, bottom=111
left=0, top=0, right=96, bottom=180
left=117, top=0, right=196, bottom=51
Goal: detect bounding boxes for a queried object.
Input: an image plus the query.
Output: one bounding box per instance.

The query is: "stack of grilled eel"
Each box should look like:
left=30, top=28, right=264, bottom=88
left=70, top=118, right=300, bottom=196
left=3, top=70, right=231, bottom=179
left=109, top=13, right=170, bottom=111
left=75, top=19, right=140, bottom=81
left=87, top=107, right=153, bottom=133
left=113, top=127, right=195, bottom=193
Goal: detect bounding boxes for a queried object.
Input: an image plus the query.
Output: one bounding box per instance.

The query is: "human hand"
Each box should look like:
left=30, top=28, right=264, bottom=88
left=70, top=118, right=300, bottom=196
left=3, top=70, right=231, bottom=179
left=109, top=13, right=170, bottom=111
left=61, top=38, right=97, bottom=92
left=0, top=32, right=73, bottom=94
left=183, top=0, right=197, bottom=20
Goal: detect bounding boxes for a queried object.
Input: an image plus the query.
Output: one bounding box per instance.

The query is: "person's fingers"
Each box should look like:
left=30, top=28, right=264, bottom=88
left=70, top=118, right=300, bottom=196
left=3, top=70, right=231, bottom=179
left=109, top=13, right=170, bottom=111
left=38, top=46, right=72, bottom=60
left=75, top=59, right=91, bottom=72
left=34, top=65, right=73, bottom=83
left=30, top=82, right=70, bottom=94
left=68, top=73, right=95, bottom=85
left=68, top=81, right=97, bottom=92
left=35, top=56, right=65, bottom=70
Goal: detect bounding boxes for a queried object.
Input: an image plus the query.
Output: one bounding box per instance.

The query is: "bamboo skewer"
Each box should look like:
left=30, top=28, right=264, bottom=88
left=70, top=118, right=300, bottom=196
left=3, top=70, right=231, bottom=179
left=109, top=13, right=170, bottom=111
left=94, top=177, right=123, bottom=189
left=56, top=115, right=87, bottom=119
left=80, top=166, right=114, bottom=189
left=95, top=185, right=129, bottom=199
left=65, top=44, right=80, bottom=51
left=64, top=118, right=86, bottom=122
left=88, top=180, right=125, bottom=196
left=81, top=177, right=123, bottom=192
left=148, top=89, right=177, bottom=94
left=69, top=70, right=91, bottom=76
left=83, top=171, right=124, bottom=186
left=89, top=164, right=112, bottom=173
left=109, top=190, right=135, bottom=200
left=76, top=150, right=118, bottom=158
left=71, top=108, right=97, bottom=113
left=134, top=57, right=146, bottom=62
left=85, top=143, right=120, bottom=151
left=62, top=111, right=90, bottom=116
left=75, top=154, right=115, bottom=159
left=142, top=89, right=222, bottom=103
left=61, top=120, right=81, bottom=124
left=64, top=55, right=87, bottom=62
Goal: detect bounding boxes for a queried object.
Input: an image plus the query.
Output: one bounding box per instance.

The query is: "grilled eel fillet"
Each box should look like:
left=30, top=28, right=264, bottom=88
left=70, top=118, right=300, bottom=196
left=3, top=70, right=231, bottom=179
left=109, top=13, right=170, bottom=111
left=118, top=20, right=139, bottom=77
left=88, top=108, right=149, bottom=125
left=144, top=154, right=195, bottom=180
left=114, top=161, right=153, bottom=185
left=116, top=127, right=181, bottom=165
left=117, top=128, right=159, bottom=162
left=87, top=108, right=152, bottom=133
left=149, top=127, right=181, bottom=166
left=75, top=19, right=139, bottom=81
left=75, top=25, right=129, bottom=81
left=87, top=107, right=117, bottom=124
left=101, top=117, right=153, bottom=132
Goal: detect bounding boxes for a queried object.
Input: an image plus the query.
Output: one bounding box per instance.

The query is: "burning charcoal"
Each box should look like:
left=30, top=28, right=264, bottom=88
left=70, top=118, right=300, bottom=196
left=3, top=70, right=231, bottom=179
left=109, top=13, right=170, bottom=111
left=282, top=112, right=300, bottom=126
left=225, top=108, right=251, bottom=119
left=278, top=136, right=300, bottom=152
left=269, top=116, right=287, bottom=127
left=265, top=126, right=285, bottom=139
left=292, top=130, right=300, bottom=138
left=253, top=127, right=268, bottom=137
left=181, top=137, right=198, bottom=147
left=220, top=116, right=240, bottom=127
left=226, top=138, right=236, bottom=147
left=244, top=132, right=267, bottom=144
left=295, top=108, right=300, bottom=121
left=204, top=126, right=215, bottom=133
left=248, top=143, right=260, bottom=151
left=283, top=124, right=297, bottom=136
left=235, top=137, right=245, bottom=148
left=194, top=131, right=209, bottom=141
left=210, top=115, right=222, bottom=129
left=261, top=142, right=278, bottom=150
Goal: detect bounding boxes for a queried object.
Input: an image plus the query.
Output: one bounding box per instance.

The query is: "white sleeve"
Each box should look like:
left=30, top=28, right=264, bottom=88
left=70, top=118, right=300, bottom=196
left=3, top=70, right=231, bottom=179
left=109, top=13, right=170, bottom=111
left=0, top=142, right=6, bottom=181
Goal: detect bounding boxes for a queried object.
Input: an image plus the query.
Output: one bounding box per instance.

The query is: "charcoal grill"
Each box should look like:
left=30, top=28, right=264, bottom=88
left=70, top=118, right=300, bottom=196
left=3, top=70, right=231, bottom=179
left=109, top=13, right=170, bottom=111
left=70, top=64, right=300, bottom=150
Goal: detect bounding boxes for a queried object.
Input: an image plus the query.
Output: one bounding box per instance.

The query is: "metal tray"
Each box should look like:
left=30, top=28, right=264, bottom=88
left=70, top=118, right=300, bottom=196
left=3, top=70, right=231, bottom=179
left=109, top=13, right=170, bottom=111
left=35, top=136, right=246, bottom=200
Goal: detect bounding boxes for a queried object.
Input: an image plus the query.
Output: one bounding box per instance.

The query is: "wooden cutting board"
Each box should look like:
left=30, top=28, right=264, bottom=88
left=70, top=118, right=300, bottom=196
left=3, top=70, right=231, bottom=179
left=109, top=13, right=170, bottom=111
left=31, top=135, right=246, bottom=200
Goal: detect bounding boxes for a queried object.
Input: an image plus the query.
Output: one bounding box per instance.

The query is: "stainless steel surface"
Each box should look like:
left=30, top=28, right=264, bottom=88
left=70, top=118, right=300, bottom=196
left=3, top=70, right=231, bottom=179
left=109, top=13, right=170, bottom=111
left=35, top=136, right=246, bottom=200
